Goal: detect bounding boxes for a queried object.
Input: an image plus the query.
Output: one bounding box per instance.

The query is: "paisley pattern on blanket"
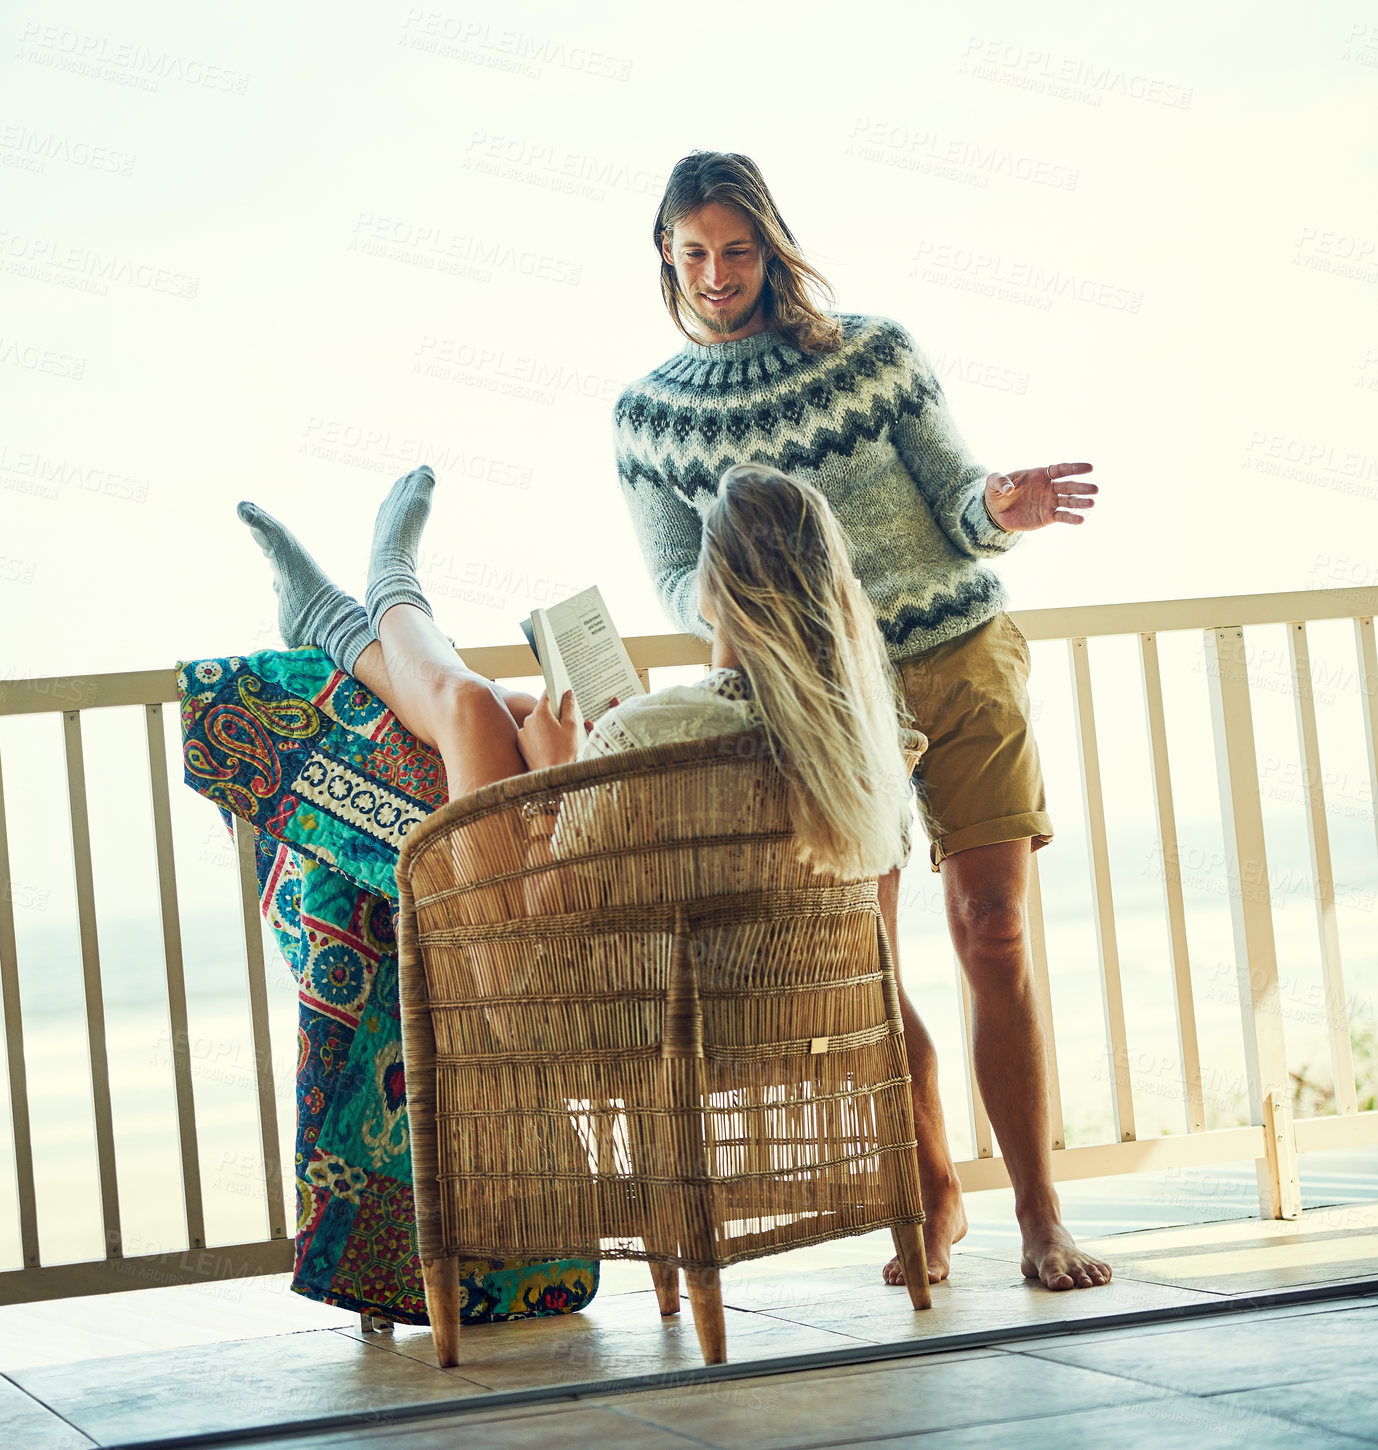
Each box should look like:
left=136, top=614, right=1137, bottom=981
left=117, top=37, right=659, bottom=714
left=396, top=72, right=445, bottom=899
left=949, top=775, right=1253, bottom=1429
left=177, top=646, right=599, bottom=1326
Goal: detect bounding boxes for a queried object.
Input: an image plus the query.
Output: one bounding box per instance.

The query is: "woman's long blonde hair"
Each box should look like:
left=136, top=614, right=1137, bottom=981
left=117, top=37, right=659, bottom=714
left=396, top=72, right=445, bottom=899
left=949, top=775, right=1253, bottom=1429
left=653, top=151, right=844, bottom=357
left=700, top=463, right=916, bottom=879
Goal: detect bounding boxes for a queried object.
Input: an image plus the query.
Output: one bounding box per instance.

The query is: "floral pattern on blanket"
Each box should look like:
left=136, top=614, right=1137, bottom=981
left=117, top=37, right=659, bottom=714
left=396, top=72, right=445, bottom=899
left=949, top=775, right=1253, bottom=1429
left=177, top=646, right=599, bottom=1325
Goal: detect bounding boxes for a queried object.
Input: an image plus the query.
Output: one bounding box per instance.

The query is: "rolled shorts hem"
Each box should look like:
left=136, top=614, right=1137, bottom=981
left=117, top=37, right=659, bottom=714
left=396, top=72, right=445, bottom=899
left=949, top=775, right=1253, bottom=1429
left=929, top=811, right=1055, bottom=873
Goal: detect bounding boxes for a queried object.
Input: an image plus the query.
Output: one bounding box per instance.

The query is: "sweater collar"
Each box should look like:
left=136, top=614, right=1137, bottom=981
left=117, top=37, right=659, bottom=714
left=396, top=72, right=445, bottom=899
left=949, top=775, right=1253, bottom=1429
left=677, top=326, right=793, bottom=363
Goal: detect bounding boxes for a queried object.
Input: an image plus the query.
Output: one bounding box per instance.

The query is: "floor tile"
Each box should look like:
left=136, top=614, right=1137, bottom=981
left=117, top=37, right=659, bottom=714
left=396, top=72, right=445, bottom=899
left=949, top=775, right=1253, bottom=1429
left=751, top=1263, right=1222, bottom=1345
left=1012, top=1290, right=1378, bottom=1352
left=0, top=1273, right=355, bottom=1372
left=250, top=1401, right=711, bottom=1449
left=8, top=1329, right=488, bottom=1444
left=969, top=1201, right=1378, bottom=1296
left=1211, top=1370, right=1378, bottom=1445
left=929, top=1152, right=1378, bottom=1261
left=341, top=1292, right=872, bottom=1388
left=5, top=1196, right=1372, bottom=1446
left=1022, top=1301, right=1378, bottom=1396
left=840, top=1393, right=1373, bottom=1448
left=0, top=1376, right=94, bottom=1448
left=591, top=1351, right=1154, bottom=1447
left=703, top=1345, right=1002, bottom=1388
left=716, top=1248, right=1020, bottom=1316
left=1098, top=1232, right=1378, bottom=1296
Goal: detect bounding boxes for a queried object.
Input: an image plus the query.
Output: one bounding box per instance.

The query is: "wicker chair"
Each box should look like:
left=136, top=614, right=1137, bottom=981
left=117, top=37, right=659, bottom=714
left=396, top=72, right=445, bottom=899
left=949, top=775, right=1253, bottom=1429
left=396, top=724, right=931, bottom=1366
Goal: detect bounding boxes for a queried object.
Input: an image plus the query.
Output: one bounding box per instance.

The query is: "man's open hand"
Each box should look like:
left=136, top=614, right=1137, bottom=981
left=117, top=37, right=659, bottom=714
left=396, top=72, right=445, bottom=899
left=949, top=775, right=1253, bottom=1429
left=984, top=463, right=1098, bottom=532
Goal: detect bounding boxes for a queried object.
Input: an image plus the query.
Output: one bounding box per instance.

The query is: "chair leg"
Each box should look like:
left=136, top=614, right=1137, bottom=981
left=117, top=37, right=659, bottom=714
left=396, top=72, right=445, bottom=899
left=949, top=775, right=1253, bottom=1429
left=662, top=912, right=724, bottom=1364
left=685, top=1267, right=727, bottom=1364
left=630, top=1103, right=682, bottom=1317
left=421, top=1255, right=461, bottom=1367
left=648, top=1260, right=681, bottom=1316
left=891, top=1223, right=932, bottom=1310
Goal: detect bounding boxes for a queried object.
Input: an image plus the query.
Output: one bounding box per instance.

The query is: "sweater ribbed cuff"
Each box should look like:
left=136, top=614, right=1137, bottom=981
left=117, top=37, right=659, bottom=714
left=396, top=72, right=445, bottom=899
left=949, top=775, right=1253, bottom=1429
left=970, top=476, right=1020, bottom=552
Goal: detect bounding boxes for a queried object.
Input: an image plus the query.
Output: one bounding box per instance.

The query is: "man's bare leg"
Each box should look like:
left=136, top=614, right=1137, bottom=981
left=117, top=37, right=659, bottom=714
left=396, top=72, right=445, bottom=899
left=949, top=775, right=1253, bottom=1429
left=877, top=868, right=968, bottom=1284
left=939, top=837, right=1110, bottom=1290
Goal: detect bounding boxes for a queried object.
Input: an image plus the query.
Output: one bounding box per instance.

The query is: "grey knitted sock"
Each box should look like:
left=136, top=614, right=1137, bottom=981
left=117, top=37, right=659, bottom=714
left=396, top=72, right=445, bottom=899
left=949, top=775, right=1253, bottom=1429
left=365, top=465, right=435, bottom=632
left=236, top=501, right=376, bottom=674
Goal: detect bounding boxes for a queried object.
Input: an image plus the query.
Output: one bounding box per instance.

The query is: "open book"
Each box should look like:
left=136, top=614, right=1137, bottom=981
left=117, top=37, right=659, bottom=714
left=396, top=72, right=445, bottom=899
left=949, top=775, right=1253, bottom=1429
left=519, top=585, right=647, bottom=724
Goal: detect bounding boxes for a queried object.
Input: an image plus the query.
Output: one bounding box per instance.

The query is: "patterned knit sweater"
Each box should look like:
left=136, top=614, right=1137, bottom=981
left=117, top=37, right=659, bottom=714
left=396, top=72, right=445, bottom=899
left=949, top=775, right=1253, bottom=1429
left=612, top=312, right=1021, bottom=661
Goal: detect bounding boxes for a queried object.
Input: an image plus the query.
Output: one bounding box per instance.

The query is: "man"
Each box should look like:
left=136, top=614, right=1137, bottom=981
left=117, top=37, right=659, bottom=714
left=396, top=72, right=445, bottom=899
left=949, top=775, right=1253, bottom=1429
left=612, top=150, right=1110, bottom=1292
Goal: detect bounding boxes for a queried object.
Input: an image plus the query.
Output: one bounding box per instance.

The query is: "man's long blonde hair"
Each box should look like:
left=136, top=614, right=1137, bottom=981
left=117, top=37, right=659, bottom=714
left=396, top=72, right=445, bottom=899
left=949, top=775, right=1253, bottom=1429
left=700, top=463, right=916, bottom=879
left=654, top=151, right=843, bottom=357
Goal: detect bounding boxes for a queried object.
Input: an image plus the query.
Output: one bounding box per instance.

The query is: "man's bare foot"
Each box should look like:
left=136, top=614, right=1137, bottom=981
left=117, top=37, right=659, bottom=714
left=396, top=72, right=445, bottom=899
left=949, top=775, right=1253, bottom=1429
left=1020, top=1220, right=1112, bottom=1290
left=883, top=1181, right=967, bottom=1285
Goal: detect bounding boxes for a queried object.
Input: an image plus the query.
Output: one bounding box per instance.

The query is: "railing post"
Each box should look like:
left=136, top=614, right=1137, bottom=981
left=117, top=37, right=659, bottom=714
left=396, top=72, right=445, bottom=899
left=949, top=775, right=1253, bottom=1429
left=1357, top=617, right=1378, bottom=874
left=1203, top=626, right=1300, bottom=1218
left=1069, top=638, right=1135, bottom=1142
left=63, top=709, right=123, bottom=1258
left=1024, top=853, right=1065, bottom=1150
left=1139, top=632, right=1205, bottom=1133
left=1263, top=1090, right=1300, bottom=1216
left=1287, top=623, right=1357, bottom=1115
left=144, top=703, right=207, bottom=1249
left=956, top=954, right=993, bottom=1159
left=233, top=817, right=288, bottom=1242
left=0, top=742, right=39, bottom=1268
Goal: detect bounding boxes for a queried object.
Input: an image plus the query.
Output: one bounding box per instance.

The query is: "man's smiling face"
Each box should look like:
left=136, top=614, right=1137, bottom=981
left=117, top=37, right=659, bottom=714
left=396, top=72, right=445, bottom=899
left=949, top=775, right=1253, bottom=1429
left=662, top=201, right=771, bottom=341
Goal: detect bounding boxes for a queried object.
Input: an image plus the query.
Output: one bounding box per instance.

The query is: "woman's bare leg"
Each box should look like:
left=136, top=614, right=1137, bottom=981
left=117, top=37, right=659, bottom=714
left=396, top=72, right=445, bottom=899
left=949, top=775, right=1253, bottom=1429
left=352, top=640, right=538, bottom=731
left=351, top=612, right=538, bottom=800
left=239, top=474, right=539, bottom=804
left=352, top=463, right=548, bottom=799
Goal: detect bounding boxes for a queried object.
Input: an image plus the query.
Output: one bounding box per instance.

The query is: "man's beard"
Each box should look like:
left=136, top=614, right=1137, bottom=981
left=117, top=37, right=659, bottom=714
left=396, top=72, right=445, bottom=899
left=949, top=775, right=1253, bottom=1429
left=688, top=288, right=763, bottom=336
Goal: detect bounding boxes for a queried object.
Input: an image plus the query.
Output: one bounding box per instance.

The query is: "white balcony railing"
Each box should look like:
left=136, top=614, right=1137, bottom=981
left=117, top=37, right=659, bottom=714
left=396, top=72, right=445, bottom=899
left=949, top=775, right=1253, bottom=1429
left=1, top=586, right=1376, bottom=1305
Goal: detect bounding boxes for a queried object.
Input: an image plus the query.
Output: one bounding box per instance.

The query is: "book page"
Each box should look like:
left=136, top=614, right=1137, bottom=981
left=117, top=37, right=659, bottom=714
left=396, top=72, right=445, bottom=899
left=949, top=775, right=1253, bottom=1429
left=529, top=608, right=569, bottom=709
left=543, top=585, right=646, bottom=722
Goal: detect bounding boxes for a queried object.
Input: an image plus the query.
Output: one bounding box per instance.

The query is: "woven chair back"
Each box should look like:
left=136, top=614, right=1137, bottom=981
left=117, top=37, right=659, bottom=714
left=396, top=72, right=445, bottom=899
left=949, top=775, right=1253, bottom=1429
left=397, top=725, right=926, bottom=1271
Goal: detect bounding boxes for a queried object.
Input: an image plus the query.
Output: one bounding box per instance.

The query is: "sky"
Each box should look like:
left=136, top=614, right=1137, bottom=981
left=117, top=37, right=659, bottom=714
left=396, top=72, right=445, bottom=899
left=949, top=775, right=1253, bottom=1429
left=0, top=0, right=1374, bottom=682
left=0, top=3, right=1376, bottom=1260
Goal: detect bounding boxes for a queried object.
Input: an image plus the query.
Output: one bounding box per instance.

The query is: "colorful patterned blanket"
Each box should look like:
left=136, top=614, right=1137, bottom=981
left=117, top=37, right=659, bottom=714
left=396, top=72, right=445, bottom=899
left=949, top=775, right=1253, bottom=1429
left=176, top=646, right=599, bottom=1325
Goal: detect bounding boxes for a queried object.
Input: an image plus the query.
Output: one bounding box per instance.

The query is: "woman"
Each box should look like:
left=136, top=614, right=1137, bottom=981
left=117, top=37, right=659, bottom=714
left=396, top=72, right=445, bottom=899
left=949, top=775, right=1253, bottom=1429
left=237, top=459, right=916, bottom=878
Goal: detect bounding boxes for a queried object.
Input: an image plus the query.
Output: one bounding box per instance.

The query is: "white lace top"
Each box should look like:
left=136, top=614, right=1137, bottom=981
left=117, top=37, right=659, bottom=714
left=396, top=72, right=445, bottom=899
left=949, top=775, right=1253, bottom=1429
left=574, top=666, right=914, bottom=870
left=578, top=666, right=762, bottom=759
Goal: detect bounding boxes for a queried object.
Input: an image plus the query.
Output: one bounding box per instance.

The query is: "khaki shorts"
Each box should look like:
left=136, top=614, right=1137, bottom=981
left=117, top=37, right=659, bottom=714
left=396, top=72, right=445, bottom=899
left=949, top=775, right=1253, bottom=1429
left=893, top=611, right=1054, bottom=873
